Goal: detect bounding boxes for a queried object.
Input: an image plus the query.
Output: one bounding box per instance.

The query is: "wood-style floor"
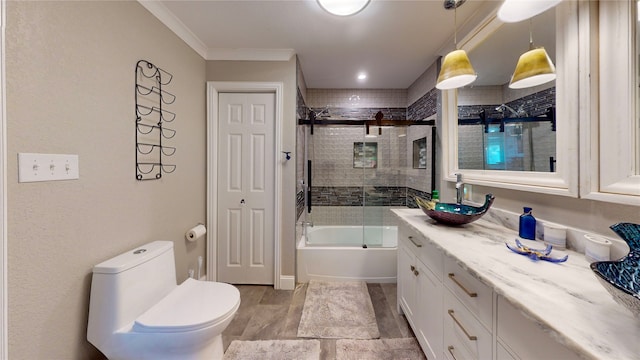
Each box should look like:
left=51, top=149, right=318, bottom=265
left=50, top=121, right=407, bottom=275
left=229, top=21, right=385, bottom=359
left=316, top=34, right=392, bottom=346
left=222, top=282, right=417, bottom=359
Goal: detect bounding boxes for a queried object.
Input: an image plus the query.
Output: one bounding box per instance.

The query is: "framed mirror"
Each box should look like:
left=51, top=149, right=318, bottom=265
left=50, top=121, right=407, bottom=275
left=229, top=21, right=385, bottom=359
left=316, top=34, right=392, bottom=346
left=581, top=0, right=640, bottom=205
left=441, top=1, right=580, bottom=196
left=458, top=9, right=556, bottom=172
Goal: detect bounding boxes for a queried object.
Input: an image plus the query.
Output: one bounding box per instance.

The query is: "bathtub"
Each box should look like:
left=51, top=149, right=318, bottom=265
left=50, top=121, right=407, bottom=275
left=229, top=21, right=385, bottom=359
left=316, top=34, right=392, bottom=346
left=296, top=226, right=397, bottom=283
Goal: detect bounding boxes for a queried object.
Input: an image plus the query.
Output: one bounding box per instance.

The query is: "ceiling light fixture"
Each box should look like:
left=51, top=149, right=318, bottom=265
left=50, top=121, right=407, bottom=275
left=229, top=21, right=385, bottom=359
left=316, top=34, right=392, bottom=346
left=498, top=0, right=562, bottom=23
left=436, top=0, right=477, bottom=90
left=357, top=73, right=367, bottom=80
left=317, top=0, right=370, bottom=16
left=509, top=18, right=556, bottom=89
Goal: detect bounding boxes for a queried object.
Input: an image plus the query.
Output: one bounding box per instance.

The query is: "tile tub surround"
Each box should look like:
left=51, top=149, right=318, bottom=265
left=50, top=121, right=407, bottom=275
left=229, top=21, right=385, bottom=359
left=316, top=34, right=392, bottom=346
left=392, top=209, right=640, bottom=360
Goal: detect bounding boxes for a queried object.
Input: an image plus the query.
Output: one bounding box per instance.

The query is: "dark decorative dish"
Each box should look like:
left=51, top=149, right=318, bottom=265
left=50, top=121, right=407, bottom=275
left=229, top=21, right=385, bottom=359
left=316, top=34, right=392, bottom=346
left=590, top=222, right=640, bottom=318
left=415, top=193, right=495, bottom=226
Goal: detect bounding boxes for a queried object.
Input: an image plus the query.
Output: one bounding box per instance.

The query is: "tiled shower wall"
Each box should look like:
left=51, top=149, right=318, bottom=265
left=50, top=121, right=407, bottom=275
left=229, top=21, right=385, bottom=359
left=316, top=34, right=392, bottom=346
left=296, top=88, right=438, bottom=226
left=307, top=89, right=407, bottom=108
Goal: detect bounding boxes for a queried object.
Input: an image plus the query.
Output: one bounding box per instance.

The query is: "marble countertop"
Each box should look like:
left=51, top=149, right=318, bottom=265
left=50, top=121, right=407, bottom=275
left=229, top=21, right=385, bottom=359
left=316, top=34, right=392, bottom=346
left=392, top=208, right=640, bottom=360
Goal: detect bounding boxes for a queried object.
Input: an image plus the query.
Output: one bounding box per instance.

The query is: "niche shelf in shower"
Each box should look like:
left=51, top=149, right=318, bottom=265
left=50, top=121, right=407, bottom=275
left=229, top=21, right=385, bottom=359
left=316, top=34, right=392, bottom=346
left=135, top=60, right=176, bottom=181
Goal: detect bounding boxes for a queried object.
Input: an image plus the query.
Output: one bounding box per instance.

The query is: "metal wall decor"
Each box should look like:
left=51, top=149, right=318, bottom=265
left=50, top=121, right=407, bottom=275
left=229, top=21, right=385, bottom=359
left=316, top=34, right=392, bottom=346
left=135, top=60, right=176, bottom=180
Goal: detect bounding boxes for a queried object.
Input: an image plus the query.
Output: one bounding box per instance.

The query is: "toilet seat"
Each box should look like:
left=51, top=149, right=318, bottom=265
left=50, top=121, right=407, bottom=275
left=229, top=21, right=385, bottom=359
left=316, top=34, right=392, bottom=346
left=132, top=278, right=240, bottom=333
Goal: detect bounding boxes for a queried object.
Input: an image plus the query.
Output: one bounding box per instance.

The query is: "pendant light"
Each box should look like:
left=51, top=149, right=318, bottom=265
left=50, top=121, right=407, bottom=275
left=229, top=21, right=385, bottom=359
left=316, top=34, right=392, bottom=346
left=436, top=0, right=477, bottom=90
left=498, top=0, right=562, bottom=23
left=509, top=19, right=556, bottom=89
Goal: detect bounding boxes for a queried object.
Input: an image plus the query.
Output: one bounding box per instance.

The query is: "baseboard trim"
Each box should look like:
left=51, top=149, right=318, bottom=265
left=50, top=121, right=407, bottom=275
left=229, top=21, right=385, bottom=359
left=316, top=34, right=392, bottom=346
left=279, top=275, right=295, bottom=290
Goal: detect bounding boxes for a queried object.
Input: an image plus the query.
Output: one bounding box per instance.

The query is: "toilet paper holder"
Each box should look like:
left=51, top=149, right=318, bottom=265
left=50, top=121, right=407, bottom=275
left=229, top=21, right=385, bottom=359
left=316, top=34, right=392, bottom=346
left=186, top=223, right=207, bottom=242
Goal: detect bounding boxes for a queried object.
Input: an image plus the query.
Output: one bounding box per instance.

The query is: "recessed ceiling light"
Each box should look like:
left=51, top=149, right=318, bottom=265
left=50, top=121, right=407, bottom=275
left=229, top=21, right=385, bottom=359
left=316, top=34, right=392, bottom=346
left=317, top=0, right=371, bottom=16
left=357, top=73, right=367, bottom=80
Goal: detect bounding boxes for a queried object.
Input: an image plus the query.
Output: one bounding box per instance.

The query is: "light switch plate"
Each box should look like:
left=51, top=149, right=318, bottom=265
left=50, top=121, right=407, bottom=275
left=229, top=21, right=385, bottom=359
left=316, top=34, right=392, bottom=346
left=18, top=153, right=79, bottom=183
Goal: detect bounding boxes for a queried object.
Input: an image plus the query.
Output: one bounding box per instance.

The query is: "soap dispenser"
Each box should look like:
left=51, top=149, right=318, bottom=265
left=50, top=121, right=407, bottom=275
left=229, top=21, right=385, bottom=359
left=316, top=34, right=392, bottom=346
left=519, top=207, right=536, bottom=240
left=431, top=190, right=439, bottom=203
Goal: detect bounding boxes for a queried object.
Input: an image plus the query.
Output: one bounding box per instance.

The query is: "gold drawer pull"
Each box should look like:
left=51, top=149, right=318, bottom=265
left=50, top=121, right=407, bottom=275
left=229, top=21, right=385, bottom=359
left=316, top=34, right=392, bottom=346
left=448, top=273, right=478, bottom=298
left=448, top=309, right=477, bottom=341
left=410, top=265, right=416, bottom=272
left=408, top=236, right=422, bottom=248
left=414, top=269, right=419, bottom=276
left=447, top=346, right=459, bottom=360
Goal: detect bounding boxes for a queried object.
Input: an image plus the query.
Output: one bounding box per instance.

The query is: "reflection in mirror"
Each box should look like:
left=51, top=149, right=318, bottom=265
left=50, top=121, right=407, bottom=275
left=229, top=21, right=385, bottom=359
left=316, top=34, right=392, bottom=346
left=457, top=9, right=557, bottom=172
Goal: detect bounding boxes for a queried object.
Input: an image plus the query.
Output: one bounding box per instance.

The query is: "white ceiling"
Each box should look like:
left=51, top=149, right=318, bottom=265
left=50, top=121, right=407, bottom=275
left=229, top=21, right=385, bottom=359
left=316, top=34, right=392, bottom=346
left=148, top=0, right=555, bottom=89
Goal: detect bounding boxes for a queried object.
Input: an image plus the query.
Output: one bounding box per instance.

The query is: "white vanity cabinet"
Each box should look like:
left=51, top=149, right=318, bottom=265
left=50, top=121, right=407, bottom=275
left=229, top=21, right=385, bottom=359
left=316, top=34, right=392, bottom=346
left=397, top=225, right=444, bottom=360
left=496, top=296, right=582, bottom=360
left=393, top=209, right=638, bottom=360
left=442, top=257, right=493, bottom=360
left=397, top=220, right=585, bottom=360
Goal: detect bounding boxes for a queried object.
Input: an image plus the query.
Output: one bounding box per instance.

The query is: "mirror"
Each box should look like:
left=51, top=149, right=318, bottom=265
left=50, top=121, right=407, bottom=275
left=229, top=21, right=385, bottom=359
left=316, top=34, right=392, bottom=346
left=442, top=2, right=579, bottom=196
left=457, top=9, right=556, bottom=172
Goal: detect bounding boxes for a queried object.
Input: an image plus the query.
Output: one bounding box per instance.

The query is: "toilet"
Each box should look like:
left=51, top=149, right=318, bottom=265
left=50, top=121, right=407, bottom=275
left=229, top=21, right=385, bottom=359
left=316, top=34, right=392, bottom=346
left=87, top=241, right=240, bottom=360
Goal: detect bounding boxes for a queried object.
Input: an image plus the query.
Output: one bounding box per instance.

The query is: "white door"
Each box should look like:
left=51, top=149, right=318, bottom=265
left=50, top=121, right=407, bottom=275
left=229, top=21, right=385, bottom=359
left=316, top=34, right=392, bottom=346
left=217, top=93, right=275, bottom=284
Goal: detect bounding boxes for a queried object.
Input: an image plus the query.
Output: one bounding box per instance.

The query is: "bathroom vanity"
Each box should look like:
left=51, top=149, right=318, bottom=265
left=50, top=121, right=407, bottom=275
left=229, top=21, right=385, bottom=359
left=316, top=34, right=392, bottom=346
left=393, top=209, right=640, bottom=360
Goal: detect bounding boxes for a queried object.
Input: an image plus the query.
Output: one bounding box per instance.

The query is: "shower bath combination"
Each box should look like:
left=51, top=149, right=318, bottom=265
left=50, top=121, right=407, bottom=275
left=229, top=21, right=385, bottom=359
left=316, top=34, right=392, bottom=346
left=296, top=110, right=436, bottom=282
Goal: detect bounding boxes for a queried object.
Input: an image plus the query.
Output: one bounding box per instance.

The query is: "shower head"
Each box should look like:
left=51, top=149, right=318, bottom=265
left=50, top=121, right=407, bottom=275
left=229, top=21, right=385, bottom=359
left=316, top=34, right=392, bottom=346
left=495, top=104, right=521, bottom=117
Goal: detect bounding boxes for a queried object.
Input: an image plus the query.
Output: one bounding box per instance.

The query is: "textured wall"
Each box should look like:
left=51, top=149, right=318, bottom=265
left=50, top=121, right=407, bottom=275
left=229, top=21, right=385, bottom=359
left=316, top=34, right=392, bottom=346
left=6, top=1, right=206, bottom=359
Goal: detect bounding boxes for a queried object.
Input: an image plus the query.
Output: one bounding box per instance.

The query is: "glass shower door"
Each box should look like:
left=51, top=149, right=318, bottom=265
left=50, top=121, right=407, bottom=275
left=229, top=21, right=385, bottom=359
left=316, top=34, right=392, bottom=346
left=362, top=126, right=407, bottom=248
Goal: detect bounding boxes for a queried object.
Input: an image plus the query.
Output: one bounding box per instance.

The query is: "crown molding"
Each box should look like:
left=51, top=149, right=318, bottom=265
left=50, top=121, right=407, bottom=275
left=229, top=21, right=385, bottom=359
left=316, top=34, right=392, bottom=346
left=138, top=0, right=208, bottom=59
left=138, top=1, right=295, bottom=62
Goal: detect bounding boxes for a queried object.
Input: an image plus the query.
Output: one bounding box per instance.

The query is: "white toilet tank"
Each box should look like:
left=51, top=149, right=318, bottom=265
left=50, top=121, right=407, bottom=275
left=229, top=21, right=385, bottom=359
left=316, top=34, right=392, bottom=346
left=88, top=241, right=177, bottom=348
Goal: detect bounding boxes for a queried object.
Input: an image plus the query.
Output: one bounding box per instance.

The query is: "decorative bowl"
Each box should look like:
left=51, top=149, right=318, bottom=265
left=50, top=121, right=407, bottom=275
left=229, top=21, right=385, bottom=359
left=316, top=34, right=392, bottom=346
left=415, top=193, right=495, bottom=226
left=590, top=222, right=640, bottom=318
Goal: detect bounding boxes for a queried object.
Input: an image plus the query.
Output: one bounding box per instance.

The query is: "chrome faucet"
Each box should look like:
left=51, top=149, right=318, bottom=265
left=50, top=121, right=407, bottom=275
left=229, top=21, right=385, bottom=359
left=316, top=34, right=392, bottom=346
left=455, top=173, right=464, bottom=204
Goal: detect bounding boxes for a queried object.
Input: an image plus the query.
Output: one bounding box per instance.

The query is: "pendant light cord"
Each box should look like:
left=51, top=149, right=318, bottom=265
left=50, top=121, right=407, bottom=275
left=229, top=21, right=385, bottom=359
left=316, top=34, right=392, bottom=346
left=528, top=18, right=534, bottom=50
left=454, top=5, right=458, bottom=49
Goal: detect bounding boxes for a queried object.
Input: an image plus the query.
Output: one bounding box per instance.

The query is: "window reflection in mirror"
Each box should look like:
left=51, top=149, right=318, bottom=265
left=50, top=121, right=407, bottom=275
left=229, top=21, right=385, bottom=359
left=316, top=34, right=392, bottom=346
left=457, top=9, right=557, bottom=172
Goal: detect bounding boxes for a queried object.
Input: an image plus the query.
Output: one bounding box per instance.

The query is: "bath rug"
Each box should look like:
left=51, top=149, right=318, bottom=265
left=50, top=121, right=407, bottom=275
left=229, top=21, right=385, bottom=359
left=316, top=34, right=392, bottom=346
left=336, top=338, right=426, bottom=360
left=222, top=339, right=320, bottom=360
left=297, top=280, right=380, bottom=339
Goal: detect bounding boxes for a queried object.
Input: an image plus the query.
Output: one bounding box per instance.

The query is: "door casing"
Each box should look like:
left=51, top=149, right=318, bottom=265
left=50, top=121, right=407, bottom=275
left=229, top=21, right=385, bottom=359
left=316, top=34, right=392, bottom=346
left=206, top=81, right=283, bottom=289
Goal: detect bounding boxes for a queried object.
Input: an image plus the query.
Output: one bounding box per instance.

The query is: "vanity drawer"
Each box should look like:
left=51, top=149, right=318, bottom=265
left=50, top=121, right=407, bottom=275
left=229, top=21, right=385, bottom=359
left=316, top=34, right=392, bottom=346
left=444, top=290, right=492, bottom=360
left=444, top=256, right=493, bottom=329
left=398, top=226, right=443, bottom=280
left=497, top=296, right=581, bottom=360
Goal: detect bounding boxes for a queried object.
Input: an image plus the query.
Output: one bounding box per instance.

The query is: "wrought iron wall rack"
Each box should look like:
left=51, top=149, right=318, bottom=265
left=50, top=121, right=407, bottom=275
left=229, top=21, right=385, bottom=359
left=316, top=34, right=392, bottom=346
left=135, top=60, right=176, bottom=180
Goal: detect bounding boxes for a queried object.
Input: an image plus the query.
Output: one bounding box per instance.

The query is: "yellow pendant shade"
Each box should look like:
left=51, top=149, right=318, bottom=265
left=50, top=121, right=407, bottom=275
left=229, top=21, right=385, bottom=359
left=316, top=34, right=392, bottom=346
left=436, top=49, right=477, bottom=90
left=509, top=47, right=556, bottom=89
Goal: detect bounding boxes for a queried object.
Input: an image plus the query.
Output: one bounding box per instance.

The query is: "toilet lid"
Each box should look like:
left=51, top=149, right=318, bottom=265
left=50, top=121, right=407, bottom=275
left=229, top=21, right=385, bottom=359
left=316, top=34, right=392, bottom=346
left=132, top=278, right=240, bottom=333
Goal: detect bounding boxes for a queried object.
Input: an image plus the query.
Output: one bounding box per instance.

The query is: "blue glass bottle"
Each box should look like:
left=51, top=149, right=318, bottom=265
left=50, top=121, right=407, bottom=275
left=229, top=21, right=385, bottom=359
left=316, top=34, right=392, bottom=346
left=519, top=207, right=536, bottom=240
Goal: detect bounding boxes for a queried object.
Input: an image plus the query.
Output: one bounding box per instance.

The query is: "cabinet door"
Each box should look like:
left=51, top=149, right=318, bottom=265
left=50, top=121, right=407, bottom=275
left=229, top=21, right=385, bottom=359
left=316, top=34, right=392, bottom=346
left=398, top=242, right=417, bottom=321
left=415, top=260, right=443, bottom=360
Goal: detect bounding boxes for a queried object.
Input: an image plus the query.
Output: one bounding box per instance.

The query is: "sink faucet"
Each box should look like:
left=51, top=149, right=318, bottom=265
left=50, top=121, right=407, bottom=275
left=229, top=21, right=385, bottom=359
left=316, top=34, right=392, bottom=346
left=455, top=173, right=464, bottom=204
